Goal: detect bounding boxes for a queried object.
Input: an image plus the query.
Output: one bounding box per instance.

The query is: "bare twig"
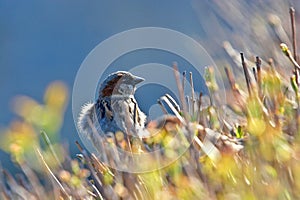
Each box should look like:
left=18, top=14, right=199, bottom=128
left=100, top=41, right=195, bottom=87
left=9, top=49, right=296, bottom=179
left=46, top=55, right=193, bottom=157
left=224, top=67, right=236, bottom=91
left=75, top=142, right=108, bottom=199
left=190, top=72, right=195, bottom=114
left=290, top=7, right=297, bottom=62
left=289, top=8, right=299, bottom=86
left=256, top=56, right=262, bottom=98
left=160, top=96, right=184, bottom=124
left=173, top=62, right=188, bottom=118
left=241, top=53, right=252, bottom=96
left=89, top=181, right=104, bottom=200
left=182, top=71, right=186, bottom=94
left=197, top=92, right=203, bottom=123
left=252, top=67, right=257, bottom=82
left=157, top=99, right=168, bottom=114
left=165, top=94, right=180, bottom=112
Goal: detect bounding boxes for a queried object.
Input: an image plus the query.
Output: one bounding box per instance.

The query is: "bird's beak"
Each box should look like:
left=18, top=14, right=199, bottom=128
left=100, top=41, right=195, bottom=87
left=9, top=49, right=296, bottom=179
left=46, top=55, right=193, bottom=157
left=133, top=75, right=145, bottom=84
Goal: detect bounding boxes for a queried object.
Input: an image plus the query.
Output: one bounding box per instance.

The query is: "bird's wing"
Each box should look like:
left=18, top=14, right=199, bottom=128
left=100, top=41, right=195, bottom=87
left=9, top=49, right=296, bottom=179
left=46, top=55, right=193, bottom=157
left=78, top=102, right=102, bottom=137
left=111, top=99, right=132, bottom=134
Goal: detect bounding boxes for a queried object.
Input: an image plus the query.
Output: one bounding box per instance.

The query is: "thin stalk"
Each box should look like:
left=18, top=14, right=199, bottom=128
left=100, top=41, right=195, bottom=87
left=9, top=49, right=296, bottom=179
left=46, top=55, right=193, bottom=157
left=157, top=99, right=168, bottom=114
left=36, top=148, right=70, bottom=199
left=256, top=56, right=262, bottom=98
left=40, top=131, right=62, bottom=168
left=173, top=63, right=188, bottom=118
left=3, top=170, right=35, bottom=199
left=291, top=75, right=300, bottom=135
left=224, top=67, right=237, bottom=91
left=190, top=72, right=195, bottom=114
left=0, top=163, right=11, bottom=199
left=290, top=7, right=297, bottom=62
left=240, top=53, right=252, bottom=96
left=252, top=67, right=257, bottom=82
left=173, top=63, right=195, bottom=143
left=197, top=92, right=203, bottom=123
left=165, top=94, right=180, bottom=112
left=186, top=96, right=190, bottom=113
left=89, top=181, right=104, bottom=200
left=160, top=96, right=184, bottom=123
left=288, top=7, right=299, bottom=86
left=86, top=117, right=109, bottom=164
left=182, top=71, right=186, bottom=94
left=75, top=142, right=107, bottom=199
left=19, top=162, right=46, bottom=198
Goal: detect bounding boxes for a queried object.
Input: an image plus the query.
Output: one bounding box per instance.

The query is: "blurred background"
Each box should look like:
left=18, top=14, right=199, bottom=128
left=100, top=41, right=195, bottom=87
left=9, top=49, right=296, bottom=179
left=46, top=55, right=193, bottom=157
left=0, top=0, right=299, bottom=171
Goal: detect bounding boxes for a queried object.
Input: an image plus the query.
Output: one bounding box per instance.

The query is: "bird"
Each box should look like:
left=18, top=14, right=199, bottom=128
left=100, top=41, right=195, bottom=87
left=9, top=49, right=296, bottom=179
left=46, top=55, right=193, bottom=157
left=78, top=71, right=243, bottom=158
left=78, top=71, right=147, bottom=144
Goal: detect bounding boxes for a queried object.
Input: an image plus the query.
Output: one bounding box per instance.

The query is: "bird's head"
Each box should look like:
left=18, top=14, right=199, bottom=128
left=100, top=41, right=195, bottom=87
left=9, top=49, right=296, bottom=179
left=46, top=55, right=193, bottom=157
left=99, top=71, right=144, bottom=98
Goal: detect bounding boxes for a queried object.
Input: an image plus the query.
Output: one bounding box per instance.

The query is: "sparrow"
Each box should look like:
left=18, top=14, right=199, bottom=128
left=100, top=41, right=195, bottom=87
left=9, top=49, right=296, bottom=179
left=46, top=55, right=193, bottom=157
left=78, top=71, right=242, bottom=157
left=78, top=71, right=147, bottom=143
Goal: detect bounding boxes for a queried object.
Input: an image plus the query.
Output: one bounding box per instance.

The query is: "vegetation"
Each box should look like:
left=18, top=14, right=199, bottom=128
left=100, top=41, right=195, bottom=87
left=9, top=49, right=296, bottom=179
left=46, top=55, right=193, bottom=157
left=1, top=7, right=300, bottom=200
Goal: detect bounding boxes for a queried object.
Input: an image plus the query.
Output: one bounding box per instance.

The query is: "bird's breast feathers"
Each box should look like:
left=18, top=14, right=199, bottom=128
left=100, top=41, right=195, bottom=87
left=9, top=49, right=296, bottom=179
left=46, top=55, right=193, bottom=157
left=78, top=96, right=146, bottom=136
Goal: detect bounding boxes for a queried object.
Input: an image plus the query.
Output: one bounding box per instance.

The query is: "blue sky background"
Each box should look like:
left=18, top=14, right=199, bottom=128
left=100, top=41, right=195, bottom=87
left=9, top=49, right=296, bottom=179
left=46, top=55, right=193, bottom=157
left=0, top=0, right=209, bottom=170
left=0, top=0, right=298, bottom=170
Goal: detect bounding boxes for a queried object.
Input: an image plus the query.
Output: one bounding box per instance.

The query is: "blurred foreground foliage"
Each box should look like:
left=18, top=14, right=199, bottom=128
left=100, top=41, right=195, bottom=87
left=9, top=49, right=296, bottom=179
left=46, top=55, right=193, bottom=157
left=0, top=81, right=68, bottom=167
left=1, top=7, right=300, bottom=200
